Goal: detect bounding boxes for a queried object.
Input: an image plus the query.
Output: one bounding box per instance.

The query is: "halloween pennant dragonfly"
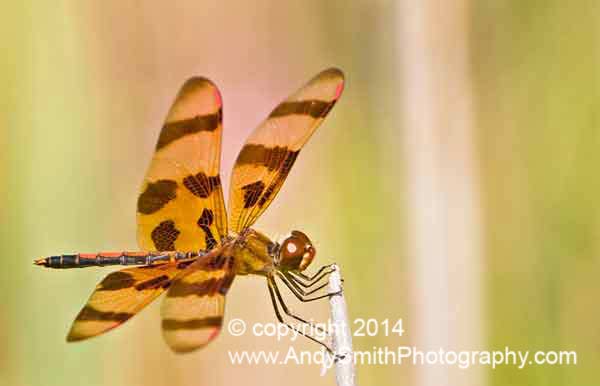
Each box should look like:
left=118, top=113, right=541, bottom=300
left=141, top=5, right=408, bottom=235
left=35, top=68, right=345, bottom=353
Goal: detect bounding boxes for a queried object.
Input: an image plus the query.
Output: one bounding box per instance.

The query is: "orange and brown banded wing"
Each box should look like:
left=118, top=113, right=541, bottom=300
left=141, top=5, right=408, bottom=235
left=228, top=68, right=345, bottom=232
left=161, top=248, right=236, bottom=353
left=137, top=77, right=227, bottom=252
left=67, top=262, right=185, bottom=342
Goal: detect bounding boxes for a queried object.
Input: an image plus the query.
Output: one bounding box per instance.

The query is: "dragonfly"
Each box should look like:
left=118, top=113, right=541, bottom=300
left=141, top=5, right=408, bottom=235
left=35, top=68, right=345, bottom=353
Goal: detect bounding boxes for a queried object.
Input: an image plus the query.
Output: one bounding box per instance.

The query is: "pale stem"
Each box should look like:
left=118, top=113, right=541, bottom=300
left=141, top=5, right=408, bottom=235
left=328, top=264, right=356, bottom=386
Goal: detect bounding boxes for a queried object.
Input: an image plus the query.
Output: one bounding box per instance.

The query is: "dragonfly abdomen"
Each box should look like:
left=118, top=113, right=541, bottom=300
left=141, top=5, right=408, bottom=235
left=34, top=251, right=197, bottom=269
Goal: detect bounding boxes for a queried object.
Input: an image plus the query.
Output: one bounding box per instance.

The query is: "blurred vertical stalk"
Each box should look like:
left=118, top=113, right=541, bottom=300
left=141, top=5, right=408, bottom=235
left=328, top=264, right=356, bottom=386
left=396, top=2, right=484, bottom=386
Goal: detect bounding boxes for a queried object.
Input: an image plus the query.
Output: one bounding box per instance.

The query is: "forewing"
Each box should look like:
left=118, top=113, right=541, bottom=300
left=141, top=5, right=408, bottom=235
left=137, top=77, right=227, bottom=252
left=228, top=68, right=344, bottom=232
left=161, top=248, right=235, bottom=353
left=67, top=263, right=184, bottom=342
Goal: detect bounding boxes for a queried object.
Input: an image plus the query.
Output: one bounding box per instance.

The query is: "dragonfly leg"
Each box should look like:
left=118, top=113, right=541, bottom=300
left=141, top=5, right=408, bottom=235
left=269, top=275, right=330, bottom=336
left=267, top=276, right=333, bottom=354
left=288, top=267, right=335, bottom=288
left=282, top=271, right=331, bottom=296
left=292, top=264, right=336, bottom=283
left=277, top=271, right=343, bottom=301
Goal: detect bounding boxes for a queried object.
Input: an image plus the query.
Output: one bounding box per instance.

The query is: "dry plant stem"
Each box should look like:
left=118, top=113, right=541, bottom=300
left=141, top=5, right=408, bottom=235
left=329, top=264, right=356, bottom=386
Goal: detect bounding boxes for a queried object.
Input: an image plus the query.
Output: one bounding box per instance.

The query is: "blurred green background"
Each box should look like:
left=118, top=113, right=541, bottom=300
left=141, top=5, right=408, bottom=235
left=1, top=1, right=598, bottom=386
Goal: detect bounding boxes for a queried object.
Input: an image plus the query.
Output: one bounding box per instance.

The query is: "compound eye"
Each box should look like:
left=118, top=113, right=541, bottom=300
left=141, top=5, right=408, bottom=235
left=298, top=244, right=316, bottom=271
left=279, top=231, right=315, bottom=270
left=281, top=237, right=303, bottom=259
left=303, top=245, right=316, bottom=260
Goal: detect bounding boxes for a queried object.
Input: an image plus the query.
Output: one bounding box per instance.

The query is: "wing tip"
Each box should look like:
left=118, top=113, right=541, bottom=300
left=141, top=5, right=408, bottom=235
left=66, top=328, right=87, bottom=343
left=178, top=76, right=223, bottom=107
left=164, top=327, right=221, bottom=354
left=66, top=334, right=81, bottom=343
left=168, top=344, right=205, bottom=354
left=182, top=76, right=218, bottom=89
left=66, top=321, right=122, bottom=343
left=321, top=67, right=345, bottom=80
left=317, top=67, right=345, bottom=100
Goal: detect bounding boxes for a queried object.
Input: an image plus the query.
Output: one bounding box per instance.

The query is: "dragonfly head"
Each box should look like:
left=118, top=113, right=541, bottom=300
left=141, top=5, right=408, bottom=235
left=277, top=230, right=316, bottom=272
